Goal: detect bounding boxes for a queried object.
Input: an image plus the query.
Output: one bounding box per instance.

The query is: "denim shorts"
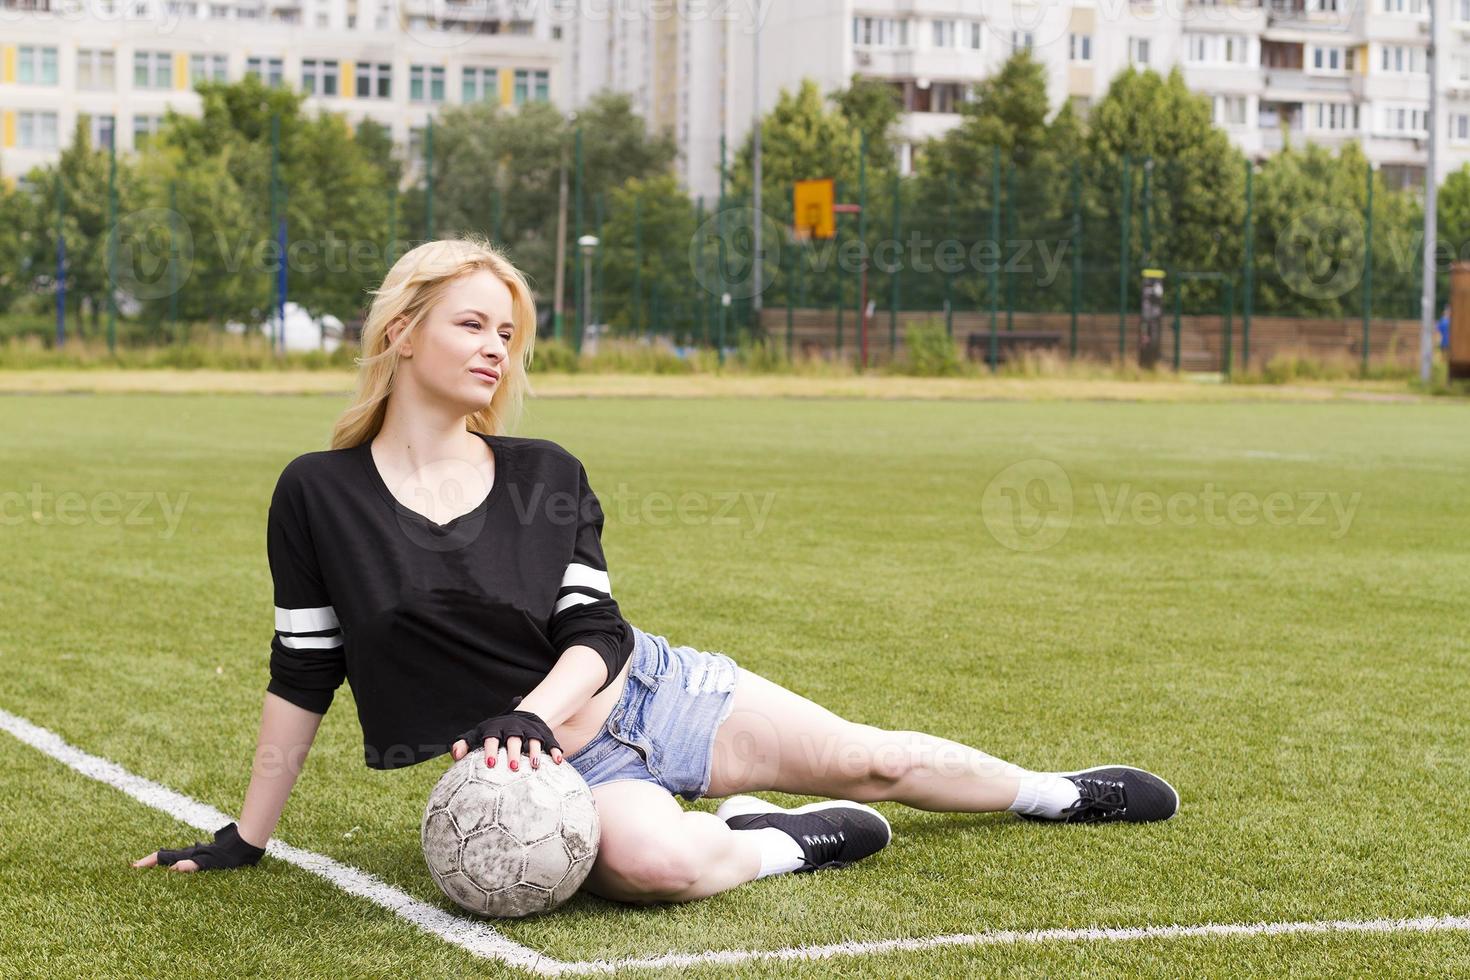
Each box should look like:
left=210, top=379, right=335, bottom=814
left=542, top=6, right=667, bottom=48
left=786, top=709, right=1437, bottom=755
left=564, top=624, right=740, bottom=802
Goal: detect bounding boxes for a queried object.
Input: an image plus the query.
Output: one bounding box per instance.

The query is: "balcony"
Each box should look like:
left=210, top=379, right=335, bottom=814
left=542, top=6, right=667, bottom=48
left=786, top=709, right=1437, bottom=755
left=1264, top=68, right=1354, bottom=93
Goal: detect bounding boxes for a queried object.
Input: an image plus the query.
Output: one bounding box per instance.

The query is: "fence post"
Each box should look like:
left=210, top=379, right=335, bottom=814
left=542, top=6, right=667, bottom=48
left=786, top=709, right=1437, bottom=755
left=890, top=166, right=900, bottom=356
left=168, top=180, right=179, bottom=339
left=1243, top=159, right=1254, bottom=369
left=1118, top=155, right=1130, bottom=359
left=424, top=117, right=434, bottom=240
left=945, top=169, right=955, bottom=340
left=107, top=137, right=117, bottom=353
left=835, top=177, right=844, bottom=357
left=1005, top=156, right=1015, bottom=332
left=55, top=177, right=65, bottom=348
left=1362, top=164, right=1375, bottom=377
left=989, top=145, right=1000, bottom=371
left=1070, top=160, right=1080, bottom=359
left=573, top=126, right=584, bottom=353
left=633, top=194, right=643, bottom=338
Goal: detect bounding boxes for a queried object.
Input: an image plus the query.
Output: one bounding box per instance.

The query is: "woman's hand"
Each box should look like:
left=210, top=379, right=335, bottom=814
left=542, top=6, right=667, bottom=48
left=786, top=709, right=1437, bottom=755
left=450, top=696, right=564, bottom=770
left=130, top=822, right=267, bottom=872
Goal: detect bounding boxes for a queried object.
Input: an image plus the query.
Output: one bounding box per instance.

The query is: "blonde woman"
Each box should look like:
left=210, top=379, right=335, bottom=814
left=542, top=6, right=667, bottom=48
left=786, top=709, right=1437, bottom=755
left=131, top=237, right=1178, bottom=904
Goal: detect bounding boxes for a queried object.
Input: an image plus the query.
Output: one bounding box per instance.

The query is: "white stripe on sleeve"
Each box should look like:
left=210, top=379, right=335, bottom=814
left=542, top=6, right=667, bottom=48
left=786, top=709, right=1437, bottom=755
left=275, top=605, right=340, bottom=633
left=559, top=562, right=611, bottom=596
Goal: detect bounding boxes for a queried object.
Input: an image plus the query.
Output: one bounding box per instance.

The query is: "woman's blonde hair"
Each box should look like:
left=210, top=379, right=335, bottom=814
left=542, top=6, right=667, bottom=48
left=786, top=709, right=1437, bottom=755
left=329, top=235, right=537, bottom=450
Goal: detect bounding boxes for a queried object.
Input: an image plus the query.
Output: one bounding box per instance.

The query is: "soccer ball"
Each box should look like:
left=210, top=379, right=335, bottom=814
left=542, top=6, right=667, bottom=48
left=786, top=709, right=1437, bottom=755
left=421, top=750, right=601, bottom=918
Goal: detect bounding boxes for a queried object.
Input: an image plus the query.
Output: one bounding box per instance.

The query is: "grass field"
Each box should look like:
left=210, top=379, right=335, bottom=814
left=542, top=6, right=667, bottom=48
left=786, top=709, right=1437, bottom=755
left=2, top=390, right=1468, bottom=977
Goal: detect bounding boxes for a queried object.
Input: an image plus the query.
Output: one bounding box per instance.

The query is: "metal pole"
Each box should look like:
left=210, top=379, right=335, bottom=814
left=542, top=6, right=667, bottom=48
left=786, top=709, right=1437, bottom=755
left=574, top=127, right=584, bottom=352
left=1243, top=159, right=1254, bottom=369
left=552, top=152, right=568, bottom=342
left=1119, top=155, right=1131, bottom=358
left=633, top=195, right=643, bottom=336
left=1070, top=160, right=1080, bottom=358
left=55, top=178, right=65, bottom=347
left=752, top=8, right=763, bottom=315
left=270, top=112, right=280, bottom=350
left=718, top=136, right=727, bottom=363
left=890, top=168, right=900, bottom=356
left=107, top=138, right=117, bottom=353
left=989, top=146, right=1000, bottom=370
left=1005, top=157, right=1015, bottom=331
left=695, top=196, right=707, bottom=346
left=858, top=131, right=868, bottom=368
left=1363, top=165, right=1375, bottom=376
left=1422, top=0, right=1439, bottom=382
left=425, top=117, right=435, bottom=240
left=945, top=169, right=955, bottom=339
left=387, top=182, right=398, bottom=266
left=168, top=181, right=179, bottom=338
left=835, top=177, right=844, bottom=356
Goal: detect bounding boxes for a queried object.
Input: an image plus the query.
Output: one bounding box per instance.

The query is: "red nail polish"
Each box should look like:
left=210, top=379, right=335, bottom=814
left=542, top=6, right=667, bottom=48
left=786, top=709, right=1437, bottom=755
left=486, top=756, right=495, bottom=767
left=509, top=759, right=519, bottom=771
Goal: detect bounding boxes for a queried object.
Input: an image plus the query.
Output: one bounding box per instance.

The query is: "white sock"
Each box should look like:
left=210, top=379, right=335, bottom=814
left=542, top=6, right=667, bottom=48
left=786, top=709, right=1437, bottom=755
left=1007, top=772, right=1082, bottom=819
left=738, top=826, right=807, bottom=878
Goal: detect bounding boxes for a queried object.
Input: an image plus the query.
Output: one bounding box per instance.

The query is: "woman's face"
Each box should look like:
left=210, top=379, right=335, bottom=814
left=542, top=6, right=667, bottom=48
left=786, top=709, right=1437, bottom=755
left=393, top=269, right=516, bottom=414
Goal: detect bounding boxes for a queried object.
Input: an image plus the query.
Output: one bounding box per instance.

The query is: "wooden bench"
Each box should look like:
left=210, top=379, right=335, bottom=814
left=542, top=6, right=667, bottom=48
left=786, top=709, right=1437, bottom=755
left=965, top=330, right=1065, bottom=364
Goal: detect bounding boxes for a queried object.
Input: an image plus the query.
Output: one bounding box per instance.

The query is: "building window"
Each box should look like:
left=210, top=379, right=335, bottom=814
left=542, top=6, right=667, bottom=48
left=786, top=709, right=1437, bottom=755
left=1311, top=102, right=1358, bottom=131
left=1129, top=37, right=1152, bottom=65
left=408, top=125, right=425, bottom=161
left=1214, top=94, right=1247, bottom=126
left=1069, top=33, right=1092, bottom=62
left=1459, top=0, right=1470, bottom=20
left=245, top=56, right=285, bottom=87
left=1381, top=104, right=1428, bottom=133
left=302, top=58, right=339, bottom=96
left=853, top=16, right=910, bottom=47
left=932, top=19, right=955, bottom=48
left=83, top=112, right=116, bottom=150
left=462, top=66, right=498, bottom=103
left=356, top=62, right=392, bottom=99
left=1310, top=46, right=1352, bottom=72
left=77, top=49, right=116, bottom=90
left=17, top=46, right=59, bottom=85
left=18, top=110, right=60, bottom=149
left=189, top=53, right=228, bottom=84
left=1451, top=112, right=1470, bottom=141
left=966, top=21, right=982, bottom=50
left=133, top=113, right=164, bottom=148
left=513, top=68, right=549, bottom=104
left=1379, top=44, right=1426, bottom=73
left=1012, top=30, right=1034, bottom=52
left=410, top=65, right=446, bottom=102
left=1383, top=0, right=1426, bottom=12
left=134, top=51, right=173, bottom=89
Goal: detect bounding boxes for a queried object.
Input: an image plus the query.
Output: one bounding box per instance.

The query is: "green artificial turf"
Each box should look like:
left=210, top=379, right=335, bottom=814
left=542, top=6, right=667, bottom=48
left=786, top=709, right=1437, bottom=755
left=2, top=392, right=1468, bottom=977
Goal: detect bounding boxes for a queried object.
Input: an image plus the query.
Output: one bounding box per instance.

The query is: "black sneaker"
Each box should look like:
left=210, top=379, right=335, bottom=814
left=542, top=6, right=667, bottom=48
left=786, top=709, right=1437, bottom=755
left=714, top=794, right=892, bottom=872
left=1019, top=765, right=1180, bottom=824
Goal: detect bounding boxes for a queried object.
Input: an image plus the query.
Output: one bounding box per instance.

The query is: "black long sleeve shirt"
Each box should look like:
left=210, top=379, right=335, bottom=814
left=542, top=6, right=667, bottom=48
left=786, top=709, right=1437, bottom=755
left=264, top=433, right=635, bottom=770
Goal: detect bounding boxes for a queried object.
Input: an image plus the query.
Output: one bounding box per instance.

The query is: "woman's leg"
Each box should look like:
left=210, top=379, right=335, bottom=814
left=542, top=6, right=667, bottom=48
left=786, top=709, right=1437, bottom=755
left=581, top=779, right=761, bottom=904
left=706, top=665, right=1036, bottom=811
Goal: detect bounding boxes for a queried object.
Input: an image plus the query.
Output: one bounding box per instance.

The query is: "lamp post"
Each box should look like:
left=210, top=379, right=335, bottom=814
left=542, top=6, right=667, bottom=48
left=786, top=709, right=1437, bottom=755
left=578, top=234, right=598, bottom=352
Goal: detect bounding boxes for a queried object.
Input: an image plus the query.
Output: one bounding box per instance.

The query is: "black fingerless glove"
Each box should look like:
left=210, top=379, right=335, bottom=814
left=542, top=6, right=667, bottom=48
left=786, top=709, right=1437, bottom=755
left=455, top=696, right=562, bottom=756
left=156, top=822, right=267, bottom=871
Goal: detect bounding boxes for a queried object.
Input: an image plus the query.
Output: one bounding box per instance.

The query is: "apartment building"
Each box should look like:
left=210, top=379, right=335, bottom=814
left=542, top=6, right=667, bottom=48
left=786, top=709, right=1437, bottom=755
left=567, top=0, right=1470, bottom=198
left=0, top=0, right=565, bottom=183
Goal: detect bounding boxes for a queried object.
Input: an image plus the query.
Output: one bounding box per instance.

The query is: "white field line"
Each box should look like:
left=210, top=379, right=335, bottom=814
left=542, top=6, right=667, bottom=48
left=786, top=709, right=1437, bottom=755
left=0, top=706, right=568, bottom=977
left=5, top=705, right=1468, bottom=976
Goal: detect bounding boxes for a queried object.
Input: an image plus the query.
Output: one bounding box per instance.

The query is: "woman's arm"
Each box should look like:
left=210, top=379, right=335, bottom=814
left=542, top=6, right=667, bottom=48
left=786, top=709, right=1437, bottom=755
left=237, top=691, right=327, bottom=847
left=449, top=644, right=604, bottom=764
left=131, top=691, right=323, bottom=871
